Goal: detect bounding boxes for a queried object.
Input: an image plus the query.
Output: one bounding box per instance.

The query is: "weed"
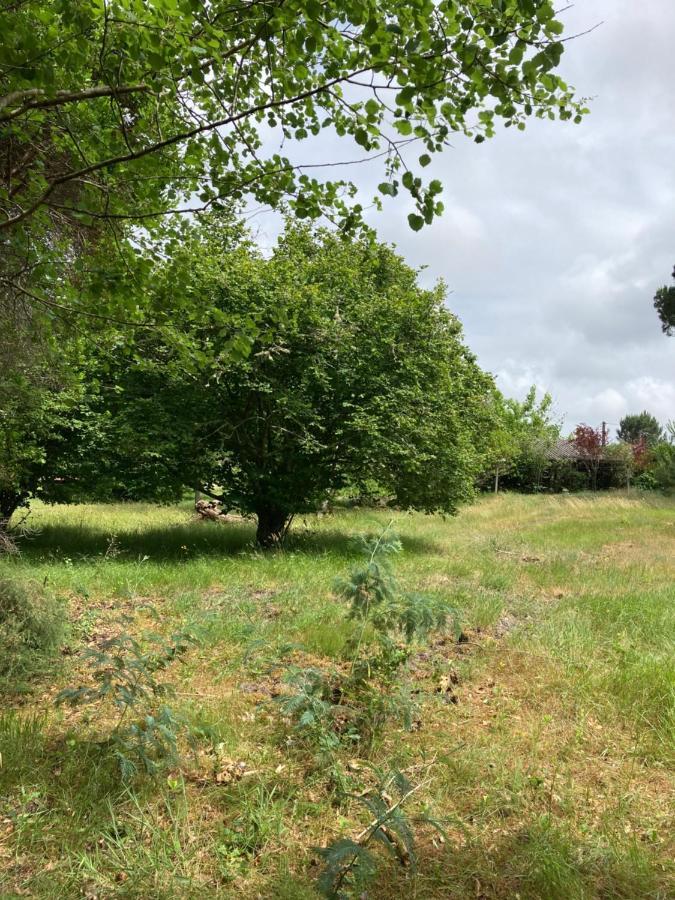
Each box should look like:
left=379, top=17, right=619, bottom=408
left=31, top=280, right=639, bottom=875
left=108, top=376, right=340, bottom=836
left=282, top=529, right=457, bottom=752
left=316, top=765, right=442, bottom=899
left=56, top=618, right=200, bottom=779
left=337, top=529, right=457, bottom=678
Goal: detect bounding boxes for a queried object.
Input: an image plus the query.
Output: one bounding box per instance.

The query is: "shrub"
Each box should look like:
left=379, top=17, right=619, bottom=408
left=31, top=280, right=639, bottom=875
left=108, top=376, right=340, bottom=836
left=280, top=529, right=457, bottom=752
left=649, top=442, right=675, bottom=492
left=634, top=471, right=659, bottom=491
left=0, top=578, right=65, bottom=684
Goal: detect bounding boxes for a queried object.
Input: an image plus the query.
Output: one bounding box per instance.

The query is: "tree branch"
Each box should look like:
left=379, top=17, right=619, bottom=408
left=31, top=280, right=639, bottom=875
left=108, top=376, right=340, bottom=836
left=0, top=65, right=374, bottom=232
left=1, top=278, right=167, bottom=329
left=0, top=83, right=151, bottom=122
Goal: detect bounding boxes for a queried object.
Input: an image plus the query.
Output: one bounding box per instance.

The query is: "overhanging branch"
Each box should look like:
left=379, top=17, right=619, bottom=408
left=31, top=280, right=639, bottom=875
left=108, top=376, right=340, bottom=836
left=0, top=83, right=151, bottom=122
left=0, top=64, right=374, bottom=232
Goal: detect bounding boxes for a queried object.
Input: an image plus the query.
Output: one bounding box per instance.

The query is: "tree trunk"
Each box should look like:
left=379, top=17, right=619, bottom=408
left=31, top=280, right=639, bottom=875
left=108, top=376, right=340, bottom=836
left=255, top=505, right=290, bottom=548
left=0, top=490, right=20, bottom=533
left=0, top=490, right=21, bottom=553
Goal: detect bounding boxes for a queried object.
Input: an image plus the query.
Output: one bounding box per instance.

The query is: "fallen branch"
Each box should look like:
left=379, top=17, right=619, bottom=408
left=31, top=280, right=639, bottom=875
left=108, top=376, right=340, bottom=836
left=194, top=498, right=244, bottom=524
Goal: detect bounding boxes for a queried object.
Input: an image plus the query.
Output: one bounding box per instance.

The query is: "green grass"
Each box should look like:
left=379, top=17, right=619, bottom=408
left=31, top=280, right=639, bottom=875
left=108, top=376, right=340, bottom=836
left=0, top=493, right=673, bottom=898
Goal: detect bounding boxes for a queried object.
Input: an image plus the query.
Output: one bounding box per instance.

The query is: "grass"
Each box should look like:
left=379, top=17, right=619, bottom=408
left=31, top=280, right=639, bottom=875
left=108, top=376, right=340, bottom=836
left=0, top=492, right=673, bottom=898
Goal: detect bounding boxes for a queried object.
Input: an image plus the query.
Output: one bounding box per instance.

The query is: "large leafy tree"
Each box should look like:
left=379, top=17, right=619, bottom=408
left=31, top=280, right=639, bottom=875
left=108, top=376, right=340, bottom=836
left=617, top=411, right=662, bottom=447
left=653, top=266, right=675, bottom=336
left=0, top=304, right=83, bottom=539
left=80, top=222, right=501, bottom=545
left=0, top=0, right=586, bottom=322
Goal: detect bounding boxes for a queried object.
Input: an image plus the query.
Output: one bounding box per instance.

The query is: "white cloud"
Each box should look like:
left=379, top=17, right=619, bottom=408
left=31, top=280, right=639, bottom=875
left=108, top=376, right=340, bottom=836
left=254, top=0, right=675, bottom=429
left=627, top=377, right=675, bottom=424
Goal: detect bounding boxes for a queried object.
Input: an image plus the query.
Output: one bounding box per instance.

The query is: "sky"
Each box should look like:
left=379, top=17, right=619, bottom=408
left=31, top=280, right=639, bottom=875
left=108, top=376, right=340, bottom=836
left=254, top=0, right=675, bottom=435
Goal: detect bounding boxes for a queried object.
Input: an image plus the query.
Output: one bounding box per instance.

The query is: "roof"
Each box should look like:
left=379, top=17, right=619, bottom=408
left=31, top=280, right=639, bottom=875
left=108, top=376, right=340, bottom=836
left=546, top=438, right=586, bottom=461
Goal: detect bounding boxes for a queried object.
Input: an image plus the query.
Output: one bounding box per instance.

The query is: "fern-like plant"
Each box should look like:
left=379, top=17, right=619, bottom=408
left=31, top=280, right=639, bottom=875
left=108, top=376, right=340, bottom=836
left=336, top=527, right=457, bottom=680
left=280, top=527, right=458, bottom=750
left=316, top=765, right=443, bottom=899
left=278, top=666, right=342, bottom=753
left=56, top=618, right=199, bottom=779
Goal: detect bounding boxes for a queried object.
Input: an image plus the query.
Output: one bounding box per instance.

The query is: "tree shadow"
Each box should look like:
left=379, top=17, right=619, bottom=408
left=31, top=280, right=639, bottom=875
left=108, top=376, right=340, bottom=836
left=286, top=522, right=443, bottom=558
left=0, top=711, right=132, bottom=839
left=15, top=519, right=442, bottom=562
left=18, top=520, right=254, bottom=561
left=361, top=818, right=666, bottom=900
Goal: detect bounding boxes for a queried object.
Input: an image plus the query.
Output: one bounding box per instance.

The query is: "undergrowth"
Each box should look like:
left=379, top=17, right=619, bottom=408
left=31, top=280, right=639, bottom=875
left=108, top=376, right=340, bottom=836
left=0, top=577, right=65, bottom=688
left=0, top=495, right=673, bottom=898
left=56, top=615, right=201, bottom=780
left=280, top=529, right=458, bottom=760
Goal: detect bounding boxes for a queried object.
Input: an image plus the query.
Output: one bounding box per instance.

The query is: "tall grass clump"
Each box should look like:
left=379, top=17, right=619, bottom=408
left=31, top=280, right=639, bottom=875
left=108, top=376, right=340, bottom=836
left=0, top=577, right=65, bottom=686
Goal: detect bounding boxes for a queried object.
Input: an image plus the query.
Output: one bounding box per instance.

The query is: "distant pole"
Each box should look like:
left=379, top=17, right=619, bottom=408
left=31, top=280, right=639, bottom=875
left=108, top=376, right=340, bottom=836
left=494, top=459, right=506, bottom=494
left=601, top=421, right=607, bottom=447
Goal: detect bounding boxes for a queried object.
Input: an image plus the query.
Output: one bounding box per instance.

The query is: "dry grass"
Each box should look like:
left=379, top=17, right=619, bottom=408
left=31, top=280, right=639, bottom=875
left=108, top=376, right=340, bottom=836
left=0, top=492, right=673, bottom=898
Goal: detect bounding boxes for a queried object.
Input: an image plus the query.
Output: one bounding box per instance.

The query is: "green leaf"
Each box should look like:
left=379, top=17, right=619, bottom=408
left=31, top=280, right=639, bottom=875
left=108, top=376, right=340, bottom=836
left=365, top=98, right=379, bottom=117
left=354, top=128, right=369, bottom=148
left=395, top=119, right=413, bottom=136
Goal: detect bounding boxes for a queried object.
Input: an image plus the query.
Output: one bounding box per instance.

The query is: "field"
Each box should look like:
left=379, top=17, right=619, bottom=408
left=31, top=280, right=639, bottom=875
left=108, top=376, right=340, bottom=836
left=1, top=493, right=674, bottom=899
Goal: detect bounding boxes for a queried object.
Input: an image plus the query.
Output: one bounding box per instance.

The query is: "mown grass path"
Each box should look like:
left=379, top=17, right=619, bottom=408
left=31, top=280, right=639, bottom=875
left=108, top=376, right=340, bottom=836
left=1, top=493, right=673, bottom=898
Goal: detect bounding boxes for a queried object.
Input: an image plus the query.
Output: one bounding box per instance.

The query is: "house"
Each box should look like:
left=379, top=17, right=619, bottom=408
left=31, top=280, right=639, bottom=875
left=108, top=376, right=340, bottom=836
left=544, top=438, right=589, bottom=462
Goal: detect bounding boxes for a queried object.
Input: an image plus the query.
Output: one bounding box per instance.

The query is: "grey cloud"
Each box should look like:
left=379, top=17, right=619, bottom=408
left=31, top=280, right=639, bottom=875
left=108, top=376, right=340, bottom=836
left=255, top=0, right=675, bottom=429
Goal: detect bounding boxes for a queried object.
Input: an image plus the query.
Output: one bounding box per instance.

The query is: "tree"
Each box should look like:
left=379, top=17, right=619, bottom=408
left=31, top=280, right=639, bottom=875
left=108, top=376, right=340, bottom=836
left=1, top=0, right=587, bottom=323
left=653, top=266, right=675, bottom=336
left=637, top=420, right=675, bottom=494
left=617, top=411, right=662, bottom=447
left=0, top=307, right=82, bottom=541
left=571, top=424, right=603, bottom=490
left=649, top=442, right=675, bottom=492
left=81, top=222, right=501, bottom=546
left=488, top=386, right=560, bottom=492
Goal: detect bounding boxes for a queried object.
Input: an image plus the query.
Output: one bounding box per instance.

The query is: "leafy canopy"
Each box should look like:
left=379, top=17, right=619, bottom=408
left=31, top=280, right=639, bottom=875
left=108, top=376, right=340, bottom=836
left=1, top=0, right=587, bottom=320
left=484, top=386, right=560, bottom=490
left=497, top=386, right=559, bottom=453
left=617, top=411, right=663, bottom=447
left=73, top=220, right=502, bottom=545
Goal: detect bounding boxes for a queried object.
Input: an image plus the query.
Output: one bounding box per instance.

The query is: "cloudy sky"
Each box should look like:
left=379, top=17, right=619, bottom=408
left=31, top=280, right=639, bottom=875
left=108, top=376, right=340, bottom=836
left=256, top=0, right=674, bottom=434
